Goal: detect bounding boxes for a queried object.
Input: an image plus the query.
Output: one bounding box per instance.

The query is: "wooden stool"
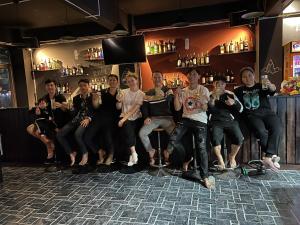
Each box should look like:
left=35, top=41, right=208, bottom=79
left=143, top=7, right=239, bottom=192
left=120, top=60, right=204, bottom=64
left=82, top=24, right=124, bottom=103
left=148, top=128, right=170, bottom=177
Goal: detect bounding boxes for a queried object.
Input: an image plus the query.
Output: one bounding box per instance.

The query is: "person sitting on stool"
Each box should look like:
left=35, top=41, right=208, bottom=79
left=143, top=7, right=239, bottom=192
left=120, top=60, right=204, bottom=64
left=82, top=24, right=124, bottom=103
left=139, top=71, right=175, bottom=166
left=165, top=69, right=212, bottom=189
left=57, top=79, right=96, bottom=167
left=208, top=75, right=244, bottom=170
left=234, top=67, right=282, bottom=171
left=27, top=79, right=69, bottom=164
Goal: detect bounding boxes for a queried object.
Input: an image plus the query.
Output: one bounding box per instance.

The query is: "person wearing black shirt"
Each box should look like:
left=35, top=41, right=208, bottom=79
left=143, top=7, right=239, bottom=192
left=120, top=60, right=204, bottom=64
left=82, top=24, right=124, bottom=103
left=26, top=79, right=68, bottom=163
left=139, top=71, right=175, bottom=166
left=84, top=74, right=120, bottom=165
left=208, top=76, right=244, bottom=170
left=57, top=79, right=97, bottom=166
left=234, top=67, right=282, bottom=171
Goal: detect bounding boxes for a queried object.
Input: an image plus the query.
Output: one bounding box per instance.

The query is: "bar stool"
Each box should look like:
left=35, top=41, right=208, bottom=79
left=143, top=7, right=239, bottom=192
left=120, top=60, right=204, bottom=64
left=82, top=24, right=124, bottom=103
left=148, top=128, right=170, bottom=177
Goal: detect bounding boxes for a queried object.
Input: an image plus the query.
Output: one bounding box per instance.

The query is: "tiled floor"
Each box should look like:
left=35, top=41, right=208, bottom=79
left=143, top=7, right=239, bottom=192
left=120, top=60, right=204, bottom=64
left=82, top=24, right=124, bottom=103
left=0, top=166, right=300, bottom=225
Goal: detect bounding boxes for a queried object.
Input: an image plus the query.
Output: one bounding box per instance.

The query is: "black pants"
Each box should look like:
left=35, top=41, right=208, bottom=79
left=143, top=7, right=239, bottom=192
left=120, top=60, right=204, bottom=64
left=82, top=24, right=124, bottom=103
left=167, top=118, right=209, bottom=179
left=210, top=120, right=244, bottom=147
left=84, top=115, right=115, bottom=154
left=246, top=112, right=282, bottom=157
left=56, top=121, right=87, bottom=155
left=121, top=119, right=142, bottom=149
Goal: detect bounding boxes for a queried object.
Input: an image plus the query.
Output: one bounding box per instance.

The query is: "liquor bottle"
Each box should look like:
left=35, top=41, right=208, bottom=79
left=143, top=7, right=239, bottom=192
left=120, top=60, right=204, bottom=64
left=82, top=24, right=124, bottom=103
left=200, top=52, right=205, bottom=65
left=205, top=51, right=210, bottom=64
left=62, top=84, right=66, bottom=93
left=209, top=73, right=214, bottom=84
left=229, top=40, right=234, bottom=53
left=234, top=42, right=239, bottom=53
left=172, top=40, right=176, bottom=51
left=154, top=41, right=157, bottom=54
left=181, top=56, right=186, bottom=68
left=57, top=84, right=61, bottom=94
left=192, top=52, right=197, bottom=66
left=158, top=40, right=162, bottom=54
left=185, top=55, right=190, bottom=68
left=205, top=72, right=209, bottom=84
left=72, top=66, right=76, bottom=75
left=239, top=37, right=244, bottom=52
left=226, top=69, right=231, bottom=83
left=189, top=55, right=193, bottom=67
left=162, top=42, right=167, bottom=53
left=167, top=40, right=172, bottom=52
left=65, top=83, right=69, bottom=93
left=197, top=53, right=200, bottom=66
left=225, top=43, right=230, bottom=53
left=201, top=72, right=206, bottom=84
left=243, top=37, right=249, bottom=51
left=220, top=44, right=225, bottom=54
left=163, top=75, right=167, bottom=86
left=146, top=42, right=150, bottom=55
left=150, top=42, right=154, bottom=54
left=230, top=70, right=235, bottom=83
left=177, top=54, right=182, bottom=67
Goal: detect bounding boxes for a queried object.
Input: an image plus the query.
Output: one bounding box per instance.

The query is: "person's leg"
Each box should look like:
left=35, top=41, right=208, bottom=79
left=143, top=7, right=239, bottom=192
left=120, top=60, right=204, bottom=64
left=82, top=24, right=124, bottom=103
left=122, top=120, right=138, bottom=166
left=27, top=124, right=55, bottom=159
left=159, top=118, right=176, bottom=163
left=247, top=114, right=278, bottom=171
left=74, top=125, right=88, bottom=166
left=211, top=125, right=225, bottom=170
left=139, top=118, right=160, bottom=165
left=225, top=121, right=244, bottom=169
left=166, top=121, right=188, bottom=164
left=102, top=124, right=115, bottom=165
left=193, top=122, right=212, bottom=189
left=56, top=122, right=77, bottom=166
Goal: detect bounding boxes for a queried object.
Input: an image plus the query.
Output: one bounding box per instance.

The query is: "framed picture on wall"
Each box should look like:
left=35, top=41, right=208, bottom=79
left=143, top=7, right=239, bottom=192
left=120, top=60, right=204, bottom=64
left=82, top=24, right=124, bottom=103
left=119, top=63, right=142, bottom=89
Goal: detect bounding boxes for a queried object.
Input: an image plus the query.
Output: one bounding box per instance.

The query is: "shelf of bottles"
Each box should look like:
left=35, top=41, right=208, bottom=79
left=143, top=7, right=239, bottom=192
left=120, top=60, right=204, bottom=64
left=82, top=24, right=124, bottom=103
left=84, top=47, right=104, bottom=61
left=199, top=69, right=236, bottom=86
left=176, top=51, right=210, bottom=69
left=91, top=77, right=108, bottom=92
left=61, top=65, right=85, bottom=77
left=162, top=74, right=188, bottom=89
left=219, top=36, right=253, bottom=55
left=146, top=40, right=176, bottom=56
left=33, top=58, right=62, bottom=72
left=57, top=82, right=71, bottom=95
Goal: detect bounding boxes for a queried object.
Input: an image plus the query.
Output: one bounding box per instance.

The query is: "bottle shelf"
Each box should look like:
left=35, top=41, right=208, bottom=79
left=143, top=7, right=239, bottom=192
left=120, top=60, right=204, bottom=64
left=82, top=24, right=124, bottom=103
left=33, top=69, right=61, bottom=72
left=216, top=50, right=255, bottom=56
left=176, top=64, right=210, bottom=69
left=60, top=74, right=87, bottom=78
left=203, top=82, right=237, bottom=86
left=147, top=51, right=176, bottom=56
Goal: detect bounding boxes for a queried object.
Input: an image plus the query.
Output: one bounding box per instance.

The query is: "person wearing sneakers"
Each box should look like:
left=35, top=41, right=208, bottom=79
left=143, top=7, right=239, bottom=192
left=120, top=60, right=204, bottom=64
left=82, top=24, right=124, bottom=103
left=57, top=79, right=95, bottom=167
left=116, top=73, right=145, bottom=166
left=139, top=71, right=175, bottom=166
left=165, top=69, right=213, bottom=189
left=84, top=74, right=121, bottom=166
left=234, top=67, right=282, bottom=171
left=208, top=76, right=244, bottom=171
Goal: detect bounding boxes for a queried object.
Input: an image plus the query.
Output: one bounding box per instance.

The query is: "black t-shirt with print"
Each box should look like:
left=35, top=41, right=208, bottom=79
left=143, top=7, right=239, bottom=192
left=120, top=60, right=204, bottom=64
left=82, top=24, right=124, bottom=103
left=234, top=83, right=276, bottom=115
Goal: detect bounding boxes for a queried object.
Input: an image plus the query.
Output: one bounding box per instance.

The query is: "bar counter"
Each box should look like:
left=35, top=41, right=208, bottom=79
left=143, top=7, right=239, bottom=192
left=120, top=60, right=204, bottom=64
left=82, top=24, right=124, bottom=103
left=0, top=94, right=299, bottom=165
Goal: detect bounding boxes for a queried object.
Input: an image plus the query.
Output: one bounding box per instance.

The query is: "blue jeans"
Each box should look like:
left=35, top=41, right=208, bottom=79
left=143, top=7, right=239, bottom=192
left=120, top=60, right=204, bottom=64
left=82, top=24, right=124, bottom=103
left=57, top=121, right=87, bottom=155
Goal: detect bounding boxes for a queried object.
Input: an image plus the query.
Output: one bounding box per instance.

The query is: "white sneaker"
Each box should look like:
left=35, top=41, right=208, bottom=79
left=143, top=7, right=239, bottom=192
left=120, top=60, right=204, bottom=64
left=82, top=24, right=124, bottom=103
left=128, top=152, right=138, bottom=166
left=272, top=155, right=280, bottom=169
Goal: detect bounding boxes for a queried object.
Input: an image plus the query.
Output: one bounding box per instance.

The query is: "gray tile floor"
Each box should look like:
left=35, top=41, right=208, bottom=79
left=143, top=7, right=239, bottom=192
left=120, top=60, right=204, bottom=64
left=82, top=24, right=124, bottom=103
left=0, top=166, right=300, bottom=225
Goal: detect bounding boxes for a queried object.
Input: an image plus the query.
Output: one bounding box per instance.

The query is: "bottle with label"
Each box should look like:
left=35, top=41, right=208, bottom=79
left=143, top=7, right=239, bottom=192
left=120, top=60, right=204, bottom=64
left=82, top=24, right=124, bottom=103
left=205, top=51, right=210, bottom=64
left=225, top=43, right=230, bottom=53
left=234, top=41, right=239, bottom=53
left=150, top=42, right=154, bottom=54
left=197, top=53, right=201, bottom=65
left=226, top=69, right=231, bottom=83
left=220, top=44, right=225, bottom=54
left=177, top=54, right=182, bottom=67
left=201, top=73, right=206, bottom=84
left=146, top=42, right=150, bottom=55
left=243, top=37, right=249, bottom=51
left=171, top=40, right=176, bottom=51
left=230, top=70, right=235, bottom=83
left=158, top=40, right=162, bottom=54
left=154, top=41, right=158, bottom=54
left=57, top=84, right=61, bottom=94
left=181, top=56, right=186, bottom=68
left=261, top=75, right=268, bottom=90
left=200, top=52, right=205, bottom=65
left=189, top=55, right=193, bottom=67
left=239, top=37, right=244, bottom=52
left=209, top=73, right=214, bottom=84
left=167, top=40, right=172, bottom=52
left=185, top=55, right=189, bottom=68
left=229, top=40, right=234, bottom=53
left=192, top=52, right=197, bottom=66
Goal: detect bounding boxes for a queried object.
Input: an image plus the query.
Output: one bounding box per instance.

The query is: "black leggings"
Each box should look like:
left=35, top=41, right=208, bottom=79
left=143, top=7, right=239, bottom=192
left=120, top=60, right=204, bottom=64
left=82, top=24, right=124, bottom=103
left=84, top=115, right=116, bottom=154
left=167, top=118, right=209, bottom=179
left=246, top=113, right=282, bottom=157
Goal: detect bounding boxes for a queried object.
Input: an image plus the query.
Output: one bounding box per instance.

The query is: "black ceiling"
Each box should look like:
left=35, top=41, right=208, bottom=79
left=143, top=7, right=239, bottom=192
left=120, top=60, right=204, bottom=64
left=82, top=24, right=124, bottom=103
left=0, top=0, right=292, bottom=44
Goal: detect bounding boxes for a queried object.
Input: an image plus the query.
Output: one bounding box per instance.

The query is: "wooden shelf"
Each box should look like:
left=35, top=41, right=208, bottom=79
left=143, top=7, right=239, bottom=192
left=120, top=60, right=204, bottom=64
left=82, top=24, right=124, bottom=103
left=60, top=74, right=87, bottom=78
left=147, top=51, right=176, bottom=56
left=176, top=64, right=210, bottom=69
left=216, top=51, right=255, bottom=56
